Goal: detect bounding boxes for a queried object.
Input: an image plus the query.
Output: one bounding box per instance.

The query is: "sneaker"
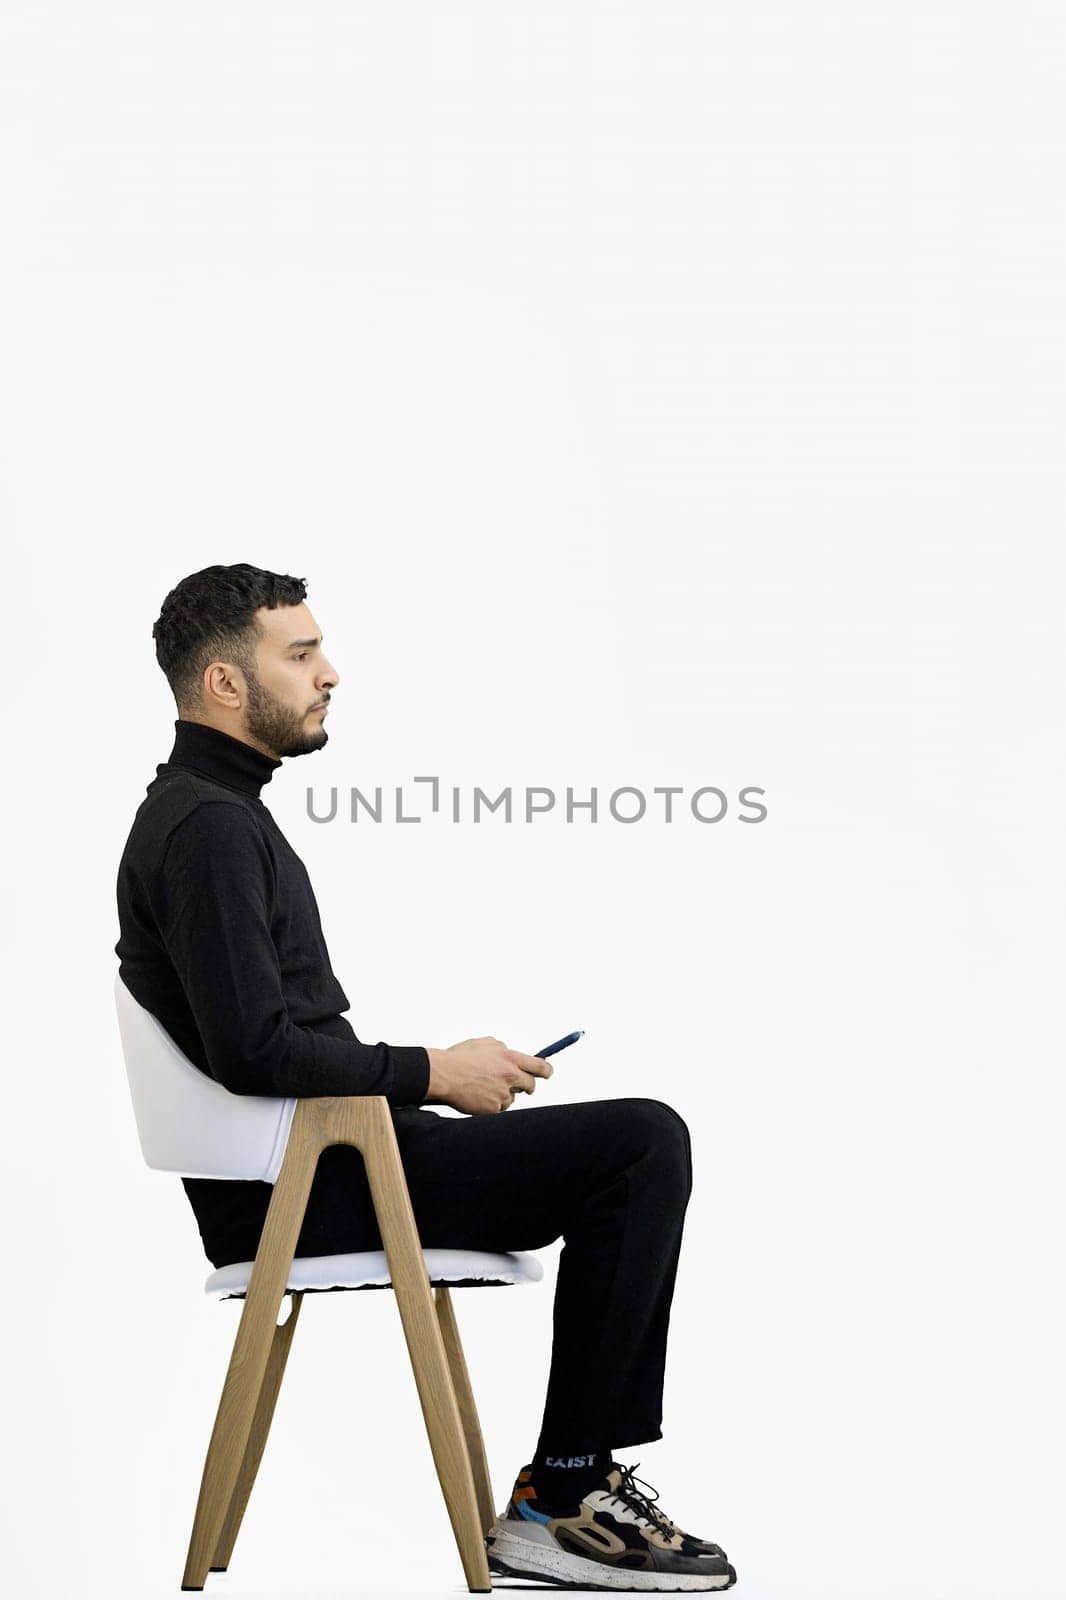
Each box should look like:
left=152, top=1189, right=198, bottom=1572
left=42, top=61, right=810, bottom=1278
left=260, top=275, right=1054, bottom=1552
left=485, top=1462, right=737, bottom=1592
left=610, top=1463, right=729, bottom=1561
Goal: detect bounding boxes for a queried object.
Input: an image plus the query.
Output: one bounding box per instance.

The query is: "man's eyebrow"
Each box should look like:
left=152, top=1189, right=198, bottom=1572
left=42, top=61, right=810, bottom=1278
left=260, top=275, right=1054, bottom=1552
left=283, top=636, right=323, bottom=650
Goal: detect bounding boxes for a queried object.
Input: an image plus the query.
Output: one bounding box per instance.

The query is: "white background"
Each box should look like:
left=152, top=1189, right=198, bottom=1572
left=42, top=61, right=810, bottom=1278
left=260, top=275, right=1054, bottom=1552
left=2, top=4, right=1063, bottom=1598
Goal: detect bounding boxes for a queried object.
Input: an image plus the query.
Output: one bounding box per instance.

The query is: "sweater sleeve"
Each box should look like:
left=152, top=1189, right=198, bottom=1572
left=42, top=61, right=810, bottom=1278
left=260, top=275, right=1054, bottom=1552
left=152, top=801, right=431, bottom=1106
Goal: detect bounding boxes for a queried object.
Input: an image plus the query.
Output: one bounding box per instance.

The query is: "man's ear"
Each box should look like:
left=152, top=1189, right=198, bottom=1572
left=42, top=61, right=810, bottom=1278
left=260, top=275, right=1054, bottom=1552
left=203, top=660, right=245, bottom=710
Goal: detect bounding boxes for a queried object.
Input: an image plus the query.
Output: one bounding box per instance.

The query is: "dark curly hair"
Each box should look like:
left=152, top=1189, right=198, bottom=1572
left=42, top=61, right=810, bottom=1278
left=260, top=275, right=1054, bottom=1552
left=153, top=563, right=308, bottom=712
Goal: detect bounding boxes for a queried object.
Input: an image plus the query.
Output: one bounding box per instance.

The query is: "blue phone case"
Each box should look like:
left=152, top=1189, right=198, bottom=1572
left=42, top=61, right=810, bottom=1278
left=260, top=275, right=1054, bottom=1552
left=535, top=1029, right=585, bottom=1059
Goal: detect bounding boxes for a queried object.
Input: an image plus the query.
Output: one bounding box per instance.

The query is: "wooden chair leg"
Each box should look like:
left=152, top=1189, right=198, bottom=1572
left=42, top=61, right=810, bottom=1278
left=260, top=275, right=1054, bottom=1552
left=181, top=1096, right=492, bottom=1593
left=181, top=1111, right=321, bottom=1591
left=360, top=1126, right=492, bottom=1592
left=210, top=1292, right=304, bottom=1573
left=435, top=1286, right=496, bottom=1537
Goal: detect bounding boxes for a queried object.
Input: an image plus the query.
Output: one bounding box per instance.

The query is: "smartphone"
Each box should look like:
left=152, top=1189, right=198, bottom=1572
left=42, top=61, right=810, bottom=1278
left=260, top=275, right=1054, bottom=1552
left=535, top=1030, right=585, bottom=1059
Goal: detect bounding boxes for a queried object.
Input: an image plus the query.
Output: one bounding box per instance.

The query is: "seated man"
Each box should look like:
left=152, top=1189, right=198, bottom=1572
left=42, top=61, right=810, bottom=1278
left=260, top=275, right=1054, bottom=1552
left=114, top=560, right=736, bottom=1593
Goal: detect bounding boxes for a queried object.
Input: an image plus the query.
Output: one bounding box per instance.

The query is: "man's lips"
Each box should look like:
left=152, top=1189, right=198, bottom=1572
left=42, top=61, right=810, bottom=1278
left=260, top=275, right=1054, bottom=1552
left=311, top=701, right=330, bottom=712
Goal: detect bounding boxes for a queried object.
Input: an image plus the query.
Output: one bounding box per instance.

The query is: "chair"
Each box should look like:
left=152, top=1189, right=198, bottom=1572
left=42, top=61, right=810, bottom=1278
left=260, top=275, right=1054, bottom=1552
left=113, top=973, right=543, bottom=1593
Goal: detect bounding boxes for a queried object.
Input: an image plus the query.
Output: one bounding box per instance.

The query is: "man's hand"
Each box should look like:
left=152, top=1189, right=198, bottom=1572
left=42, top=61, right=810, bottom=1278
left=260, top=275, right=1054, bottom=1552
left=423, top=1036, right=554, bottom=1115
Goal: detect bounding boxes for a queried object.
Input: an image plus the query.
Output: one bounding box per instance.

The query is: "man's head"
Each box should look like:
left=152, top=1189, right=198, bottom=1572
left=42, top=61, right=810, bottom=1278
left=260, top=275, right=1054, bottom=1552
left=153, top=563, right=340, bottom=759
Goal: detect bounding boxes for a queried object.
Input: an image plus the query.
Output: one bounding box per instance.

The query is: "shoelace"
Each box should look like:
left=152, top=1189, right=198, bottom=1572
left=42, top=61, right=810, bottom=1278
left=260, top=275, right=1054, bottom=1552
left=602, top=1462, right=677, bottom=1543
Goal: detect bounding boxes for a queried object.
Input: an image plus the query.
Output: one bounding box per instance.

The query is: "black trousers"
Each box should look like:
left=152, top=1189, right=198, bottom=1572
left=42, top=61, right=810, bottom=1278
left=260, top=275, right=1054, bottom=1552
left=287, top=1095, right=695, bottom=1453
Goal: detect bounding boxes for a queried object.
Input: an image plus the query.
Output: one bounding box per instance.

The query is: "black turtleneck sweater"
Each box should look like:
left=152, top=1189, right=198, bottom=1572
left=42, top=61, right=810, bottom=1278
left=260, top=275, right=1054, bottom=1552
left=115, top=718, right=433, bottom=1266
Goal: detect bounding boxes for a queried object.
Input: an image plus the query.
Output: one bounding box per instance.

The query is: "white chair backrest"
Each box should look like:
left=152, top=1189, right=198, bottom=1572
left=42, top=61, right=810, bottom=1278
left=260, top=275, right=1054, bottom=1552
left=114, top=972, right=296, bottom=1182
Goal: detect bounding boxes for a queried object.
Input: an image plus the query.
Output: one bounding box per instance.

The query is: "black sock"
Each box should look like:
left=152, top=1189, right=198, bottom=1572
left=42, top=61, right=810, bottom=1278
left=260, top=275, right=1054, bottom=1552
left=528, top=1446, right=614, bottom=1506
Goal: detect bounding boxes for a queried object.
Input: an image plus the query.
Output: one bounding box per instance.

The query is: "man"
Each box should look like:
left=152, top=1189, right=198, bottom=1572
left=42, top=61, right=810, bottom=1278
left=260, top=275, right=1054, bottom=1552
left=115, top=562, right=737, bottom=1592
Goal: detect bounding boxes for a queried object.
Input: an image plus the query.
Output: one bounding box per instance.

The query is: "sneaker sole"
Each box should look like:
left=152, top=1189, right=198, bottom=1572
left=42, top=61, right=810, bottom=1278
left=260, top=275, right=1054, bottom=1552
left=486, top=1525, right=737, bottom=1592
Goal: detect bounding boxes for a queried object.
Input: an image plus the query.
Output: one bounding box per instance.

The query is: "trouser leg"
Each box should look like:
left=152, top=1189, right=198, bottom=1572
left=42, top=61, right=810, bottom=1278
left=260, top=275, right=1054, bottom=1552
left=533, top=1101, right=694, bottom=1451
left=291, top=1096, right=694, bottom=1452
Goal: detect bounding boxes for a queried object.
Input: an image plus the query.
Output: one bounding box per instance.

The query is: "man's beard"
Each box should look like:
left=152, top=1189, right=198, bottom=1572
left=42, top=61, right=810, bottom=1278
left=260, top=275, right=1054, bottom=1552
left=244, top=670, right=328, bottom=758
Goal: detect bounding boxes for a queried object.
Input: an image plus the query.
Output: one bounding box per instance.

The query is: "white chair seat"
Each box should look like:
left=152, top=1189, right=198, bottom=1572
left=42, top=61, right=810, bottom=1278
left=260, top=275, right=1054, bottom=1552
left=205, top=1246, right=545, bottom=1300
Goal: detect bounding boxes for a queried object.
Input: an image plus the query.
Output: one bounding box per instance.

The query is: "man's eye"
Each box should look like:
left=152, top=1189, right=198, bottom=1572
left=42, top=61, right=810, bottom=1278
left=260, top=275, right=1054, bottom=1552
left=296, top=651, right=308, bottom=660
